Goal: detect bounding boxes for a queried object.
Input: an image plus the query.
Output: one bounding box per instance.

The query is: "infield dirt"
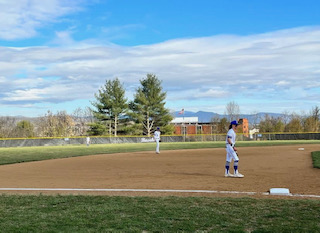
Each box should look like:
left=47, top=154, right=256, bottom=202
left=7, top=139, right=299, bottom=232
left=0, top=144, right=319, bottom=198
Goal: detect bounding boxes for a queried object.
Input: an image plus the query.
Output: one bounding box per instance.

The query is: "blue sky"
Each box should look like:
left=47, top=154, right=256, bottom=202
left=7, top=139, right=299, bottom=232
left=0, top=0, right=319, bottom=117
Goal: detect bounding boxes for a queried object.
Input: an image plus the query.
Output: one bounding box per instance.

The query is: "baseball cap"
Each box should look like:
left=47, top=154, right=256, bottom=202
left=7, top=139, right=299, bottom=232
left=157, top=127, right=160, bottom=130
left=230, top=120, right=239, bottom=126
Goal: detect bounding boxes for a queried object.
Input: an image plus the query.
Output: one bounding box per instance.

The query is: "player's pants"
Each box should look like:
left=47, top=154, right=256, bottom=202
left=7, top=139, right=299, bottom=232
left=226, top=144, right=239, bottom=162
left=155, top=139, right=160, bottom=153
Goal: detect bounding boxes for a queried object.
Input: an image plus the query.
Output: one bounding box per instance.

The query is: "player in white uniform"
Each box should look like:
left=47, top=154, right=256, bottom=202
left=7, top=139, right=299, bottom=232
left=86, top=136, right=91, bottom=146
left=154, top=127, right=161, bottom=154
left=225, top=120, right=244, bottom=178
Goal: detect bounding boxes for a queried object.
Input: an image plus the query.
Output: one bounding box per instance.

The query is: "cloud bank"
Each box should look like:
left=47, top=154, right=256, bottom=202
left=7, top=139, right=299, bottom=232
left=0, top=0, right=80, bottom=40
left=0, top=0, right=319, bottom=115
left=1, top=27, right=319, bottom=107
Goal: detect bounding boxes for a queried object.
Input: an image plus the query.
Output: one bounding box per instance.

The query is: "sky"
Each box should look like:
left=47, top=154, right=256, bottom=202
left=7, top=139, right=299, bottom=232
left=0, top=0, right=320, bottom=117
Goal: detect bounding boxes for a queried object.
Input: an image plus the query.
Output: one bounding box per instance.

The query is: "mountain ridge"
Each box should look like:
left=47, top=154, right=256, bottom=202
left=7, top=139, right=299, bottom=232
left=173, top=111, right=283, bottom=124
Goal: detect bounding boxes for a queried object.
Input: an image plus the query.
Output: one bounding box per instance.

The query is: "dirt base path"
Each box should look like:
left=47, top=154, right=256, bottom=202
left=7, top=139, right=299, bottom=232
left=0, top=144, right=319, bottom=197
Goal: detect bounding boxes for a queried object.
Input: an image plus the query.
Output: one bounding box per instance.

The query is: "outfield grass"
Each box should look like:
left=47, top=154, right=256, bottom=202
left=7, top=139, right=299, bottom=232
left=312, top=151, right=320, bottom=169
left=0, top=195, right=319, bottom=232
left=0, top=140, right=319, bottom=166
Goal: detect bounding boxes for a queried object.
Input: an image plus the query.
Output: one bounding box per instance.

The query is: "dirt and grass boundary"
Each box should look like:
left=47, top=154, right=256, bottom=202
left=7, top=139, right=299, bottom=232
left=0, top=140, right=319, bottom=166
left=0, top=141, right=319, bottom=232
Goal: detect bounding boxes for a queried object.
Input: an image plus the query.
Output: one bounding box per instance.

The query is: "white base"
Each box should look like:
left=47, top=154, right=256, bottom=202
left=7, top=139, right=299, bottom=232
left=269, top=188, right=291, bottom=196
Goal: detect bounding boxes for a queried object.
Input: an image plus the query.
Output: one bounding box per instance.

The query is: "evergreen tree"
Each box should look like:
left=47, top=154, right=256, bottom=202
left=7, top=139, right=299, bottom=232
left=130, top=74, right=173, bottom=136
left=91, top=78, right=128, bottom=136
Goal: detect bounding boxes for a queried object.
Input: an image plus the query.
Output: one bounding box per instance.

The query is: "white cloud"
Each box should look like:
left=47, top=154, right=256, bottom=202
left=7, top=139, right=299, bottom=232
left=0, top=0, right=81, bottom=40
left=194, top=89, right=229, bottom=99
left=0, top=26, right=320, bottom=114
left=275, top=81, right=290, bottom=86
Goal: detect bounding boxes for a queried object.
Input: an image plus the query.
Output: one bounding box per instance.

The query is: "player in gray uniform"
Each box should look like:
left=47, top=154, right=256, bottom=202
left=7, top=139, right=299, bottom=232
left=154, top=127, right=161, bottom=154
left=225, top=120, right=244, bottom=178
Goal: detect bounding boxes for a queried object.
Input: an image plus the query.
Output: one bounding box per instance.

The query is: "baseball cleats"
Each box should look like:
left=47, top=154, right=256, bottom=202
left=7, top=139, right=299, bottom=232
left=224, top=173, right=234, bottom=177
left=234, top=172, right=244, bottom=178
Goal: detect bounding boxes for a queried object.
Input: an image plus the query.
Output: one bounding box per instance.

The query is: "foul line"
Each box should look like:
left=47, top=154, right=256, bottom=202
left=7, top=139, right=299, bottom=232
left=0, top=188, right=256, bottom=195
left=0, top=188, right=320, bottom=198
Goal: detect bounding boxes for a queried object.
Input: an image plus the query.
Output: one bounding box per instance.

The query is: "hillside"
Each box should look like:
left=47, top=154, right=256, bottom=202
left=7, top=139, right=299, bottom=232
left=173, top=111, right=283, bottom=124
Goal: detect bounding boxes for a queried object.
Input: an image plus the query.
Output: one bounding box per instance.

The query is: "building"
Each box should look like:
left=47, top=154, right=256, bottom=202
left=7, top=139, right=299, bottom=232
left=171, top=117, right=199, bottom=135
left=171, top=117, right=249, bottom=136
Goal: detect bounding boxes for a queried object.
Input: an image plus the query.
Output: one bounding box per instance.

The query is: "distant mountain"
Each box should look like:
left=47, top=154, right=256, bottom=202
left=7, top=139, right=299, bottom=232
left=173, top=111, right=219, bottom=122
left=173, top=111, right=284, bottom=124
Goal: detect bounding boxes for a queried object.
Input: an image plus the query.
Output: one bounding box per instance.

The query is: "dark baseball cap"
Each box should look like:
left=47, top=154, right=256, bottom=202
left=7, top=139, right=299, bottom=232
left=230, top=120, right=239, bottom=126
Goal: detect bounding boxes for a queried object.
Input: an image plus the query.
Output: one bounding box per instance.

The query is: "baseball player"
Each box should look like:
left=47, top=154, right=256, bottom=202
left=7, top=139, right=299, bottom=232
left=154, top=127, right=161, bottom=154
left=86, top=136, right=91, bottom=146
left=225, top=120, right=244, bottom=178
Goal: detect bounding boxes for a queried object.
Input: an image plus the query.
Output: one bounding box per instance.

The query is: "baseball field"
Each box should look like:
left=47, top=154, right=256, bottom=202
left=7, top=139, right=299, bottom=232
left=0, top=141, right=319, bottom=232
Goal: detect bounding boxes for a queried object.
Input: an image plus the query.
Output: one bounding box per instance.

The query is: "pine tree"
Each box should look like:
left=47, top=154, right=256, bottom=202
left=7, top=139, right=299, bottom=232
left=130, top=74, right=173, bottom=136
left=91, top=78, right=128, bottom=136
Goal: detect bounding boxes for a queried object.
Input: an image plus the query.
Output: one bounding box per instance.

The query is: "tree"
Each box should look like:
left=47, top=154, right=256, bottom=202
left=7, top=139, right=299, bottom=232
left=91, top=78, right=128, bottom=136
left=311, top=106, right=320, bottom=121
left=55, top=111, right=75, bottom=136
left=37, top=110, right=74, bottom=137
left=274, top=118, right=285, bottom=132
left=217, top=117, right=229, bottom=134
left=130, top=74, right=173, bottom=136
left=311, top=106, right=320, bottom=131
left=0, top=117, right=18, bottom=138
left=15, top=120, right=34, bottom=138
left=72, top=107, right=94, bottom=136
left=303, top=116, right=317, bottom=132
left=87, top=122, right=107, bottom=136
left=284, top=113, right=303, bottom=132
left=302, top=106, right=320, bottom=132
left=250, top=111, right=261, bottom=129
left=258, top=114, right=275, bottom=133
left=225, top=101, right=240, bottom=122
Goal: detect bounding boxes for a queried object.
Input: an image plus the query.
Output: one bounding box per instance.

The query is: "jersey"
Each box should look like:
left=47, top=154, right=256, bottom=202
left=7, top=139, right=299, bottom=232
left=154, top=130, right=161, bottom=140
left=225, top=128, right=239, bottom=162
left=226, top=128, right=236, bottom=145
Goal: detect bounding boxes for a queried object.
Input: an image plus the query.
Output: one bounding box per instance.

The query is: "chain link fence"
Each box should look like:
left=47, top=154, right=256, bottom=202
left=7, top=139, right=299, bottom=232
left=0, top=133, right=319, bottom=148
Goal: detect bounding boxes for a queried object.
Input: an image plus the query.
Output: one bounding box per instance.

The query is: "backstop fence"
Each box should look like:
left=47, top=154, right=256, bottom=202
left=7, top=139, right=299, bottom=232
left=0, top=133, right=319, bottom=148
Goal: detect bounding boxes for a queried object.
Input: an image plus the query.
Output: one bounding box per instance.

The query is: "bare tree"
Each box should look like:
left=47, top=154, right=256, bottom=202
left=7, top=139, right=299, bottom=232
left=37, top=110, right=74, bottom=137
left=311, top=106, right=320, bottom=131
left=225, top=101, right=240, bottom=122
left=281, top=110, right=291, bottom=125
left=0, top=117, right=18, bottom=138
left=72, top=107, right=93, bottom=136
left=250, top=111, right=260, bottom=129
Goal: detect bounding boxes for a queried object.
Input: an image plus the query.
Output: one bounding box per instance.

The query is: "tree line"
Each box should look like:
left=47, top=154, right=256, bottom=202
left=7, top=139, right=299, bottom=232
left=210, top=105, right=320, bottom=134
left=256, top=107, right=320, bottom=133
left=0, top=74, right=174, bottom=138
left=1, top=74, right=319, bottom=138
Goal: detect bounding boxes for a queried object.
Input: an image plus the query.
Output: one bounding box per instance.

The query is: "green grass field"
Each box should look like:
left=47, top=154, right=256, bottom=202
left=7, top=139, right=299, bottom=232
left=0, top=195, right=319, bottom=232
left=312, top=151, right=320, bottom=169
left=0, top=140, right=319, bottom=232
